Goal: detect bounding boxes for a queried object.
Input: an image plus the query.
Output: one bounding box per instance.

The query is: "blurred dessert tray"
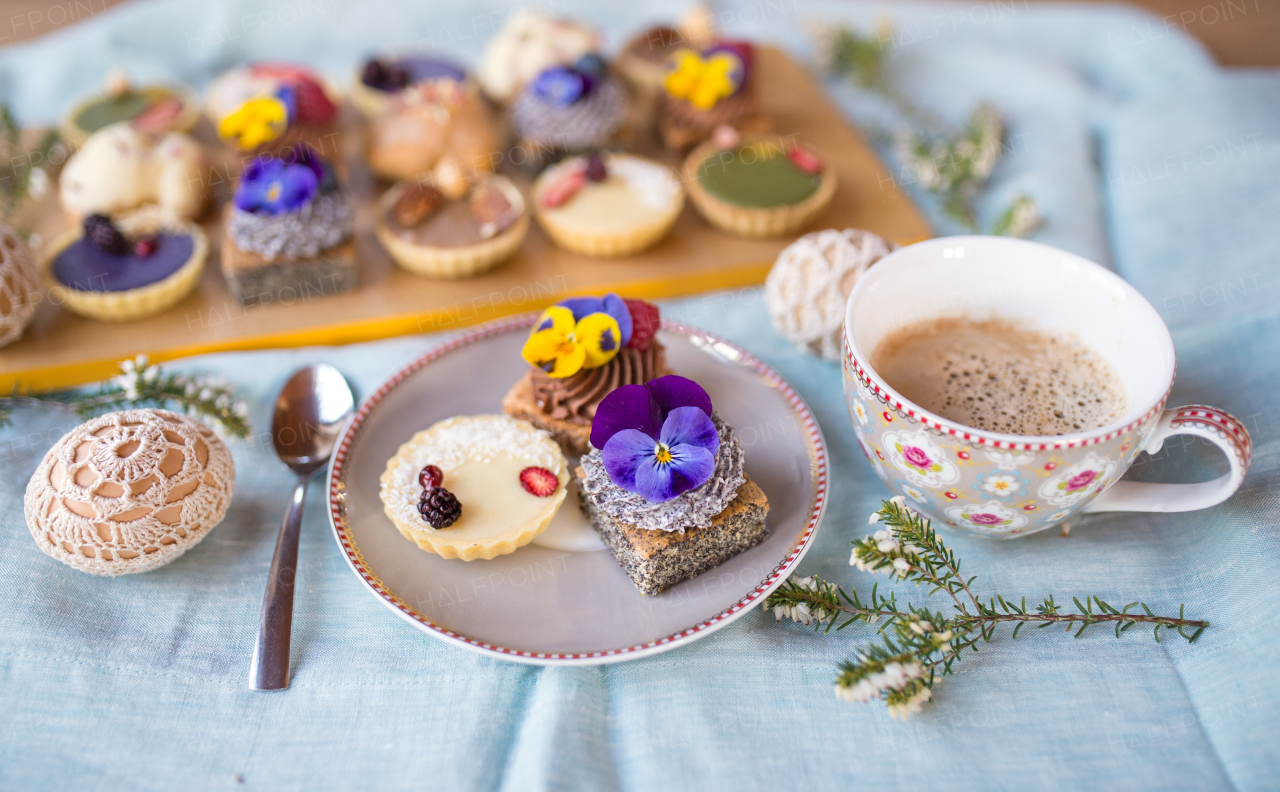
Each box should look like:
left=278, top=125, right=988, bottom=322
left=3, top=47, right=930, bottom=391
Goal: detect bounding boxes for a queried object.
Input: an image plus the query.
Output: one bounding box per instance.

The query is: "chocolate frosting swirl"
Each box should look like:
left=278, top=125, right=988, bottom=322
left=531, top=341, right=667, bottom=423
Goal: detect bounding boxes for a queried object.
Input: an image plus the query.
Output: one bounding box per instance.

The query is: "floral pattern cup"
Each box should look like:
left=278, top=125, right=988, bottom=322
left=842, top=236, right=1251, bottom=539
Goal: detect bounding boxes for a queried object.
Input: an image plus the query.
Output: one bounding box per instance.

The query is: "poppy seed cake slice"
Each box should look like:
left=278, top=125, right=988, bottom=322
left=576, top=469, right=770, bottom=595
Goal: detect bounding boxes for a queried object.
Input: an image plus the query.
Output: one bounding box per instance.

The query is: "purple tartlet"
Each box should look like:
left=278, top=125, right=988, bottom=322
left=361, top=56, right=467, bottom=92
left=52, top=233, right=194, bottom=292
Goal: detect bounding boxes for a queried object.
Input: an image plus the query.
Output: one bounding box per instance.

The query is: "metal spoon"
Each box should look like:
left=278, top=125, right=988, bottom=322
left=249, top=364, right=355, bottom=691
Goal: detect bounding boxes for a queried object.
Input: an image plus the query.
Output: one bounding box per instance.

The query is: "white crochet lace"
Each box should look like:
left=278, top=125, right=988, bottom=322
left=764, top=228, right=897, bottom=361
left=0, top=225, right=41, bottom=348
left=24, top=409, right=236, bottom=576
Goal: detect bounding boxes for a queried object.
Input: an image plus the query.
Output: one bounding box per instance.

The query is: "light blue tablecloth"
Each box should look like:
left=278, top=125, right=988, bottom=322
left=1, top=1, right=1277, bottom=790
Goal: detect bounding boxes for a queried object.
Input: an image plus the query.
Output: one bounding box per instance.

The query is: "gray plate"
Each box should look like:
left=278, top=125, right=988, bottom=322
left=327, top=316, right=828, bottom=665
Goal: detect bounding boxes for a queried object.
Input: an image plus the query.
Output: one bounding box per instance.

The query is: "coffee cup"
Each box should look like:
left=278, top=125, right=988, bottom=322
left=842, top=235, right=1250, bottom=538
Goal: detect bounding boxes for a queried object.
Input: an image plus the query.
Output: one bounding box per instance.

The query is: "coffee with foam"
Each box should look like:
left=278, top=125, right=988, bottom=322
left=868, top=316, right=1127, bottom=437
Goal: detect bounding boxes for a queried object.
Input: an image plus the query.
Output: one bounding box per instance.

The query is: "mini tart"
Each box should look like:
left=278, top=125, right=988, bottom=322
left=379, top=415, right=569, bottom=561
left=350, top=55, right=469, bottom=118
left=374, top=177, right=529, bottom=279
left=682, top=136, right=837, bottom=238
left=42, top=212, right=208, bottom=322
left=59, top=82, right=201, bottom=148
left=532, top=154, right=684, bottom=257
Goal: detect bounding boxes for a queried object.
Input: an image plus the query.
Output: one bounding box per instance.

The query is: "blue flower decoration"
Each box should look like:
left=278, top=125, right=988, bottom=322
left=233, top=147, right=325, bottom=215
left=593, top=376, right=719, bottom=503
left=531, top=66, right=595, bottom=106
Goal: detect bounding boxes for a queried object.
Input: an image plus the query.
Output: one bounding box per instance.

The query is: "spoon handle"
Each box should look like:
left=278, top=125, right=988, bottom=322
left=249, top=475, right=309, bottom=690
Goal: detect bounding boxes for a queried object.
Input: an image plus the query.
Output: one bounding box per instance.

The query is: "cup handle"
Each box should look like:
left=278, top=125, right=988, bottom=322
left=1083, top=405, right=1251, bottom=513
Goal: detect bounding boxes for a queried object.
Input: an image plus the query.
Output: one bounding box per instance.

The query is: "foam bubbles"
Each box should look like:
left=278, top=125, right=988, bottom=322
left=869, top=317, right=1128, bottom=437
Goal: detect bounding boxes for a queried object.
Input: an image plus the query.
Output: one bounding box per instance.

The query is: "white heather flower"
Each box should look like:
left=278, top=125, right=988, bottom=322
left=893, top=558, right=910, bottom=573
left=933, top=630, right=954, bottom=643
left=233, top=400, right=249, bottom=417
left=28, top=167, right=48, bottom=198
left=888, top=685, right=932, bottom=720
left=869, top=512, right=881, bottom=525
left=889, top=496, right=905, bottom=506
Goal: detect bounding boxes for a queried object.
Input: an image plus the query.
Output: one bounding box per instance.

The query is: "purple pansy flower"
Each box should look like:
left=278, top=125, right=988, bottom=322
left=234, top=149, right=324, bottom=215
left=531, top=66, right=595, bottom=106
left=1065, top=470, right=1098, bottom=491
left=969, top=512, right=1003, bottom=526
left=592, top=375, right=719, bottom=503
left=902, top=446, right=931, bottom=469
left=541, top=293, right=633, bottom=346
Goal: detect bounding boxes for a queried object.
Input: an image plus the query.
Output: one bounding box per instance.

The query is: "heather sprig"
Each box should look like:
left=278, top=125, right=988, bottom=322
left=767, top=498, right=1207, bottom=719
left=809, top=21, right=1042, bottom=236
left=1, top=356, right=251, bottom=439
left=0, top=103, right=59, bottom=224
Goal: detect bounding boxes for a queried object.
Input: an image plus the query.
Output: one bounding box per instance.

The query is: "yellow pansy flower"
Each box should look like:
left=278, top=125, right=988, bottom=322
left=522, top=306, right=622, bottom=378
left=664, top=50, right=742, bottom=110
left=218, top=96, right=288, bottom=150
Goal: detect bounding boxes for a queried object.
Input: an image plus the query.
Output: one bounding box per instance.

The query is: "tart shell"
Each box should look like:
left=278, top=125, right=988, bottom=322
left=42, top=211, right=208, bottom=322
left=682, top=136, right=837, bottom=239
left=59, top=82, right=202, bottom=148
left=532, top=154, right=685, bottom=258
left=378, top=415, right=569, bottom=562
left=375, top=177, right=530, bottom=279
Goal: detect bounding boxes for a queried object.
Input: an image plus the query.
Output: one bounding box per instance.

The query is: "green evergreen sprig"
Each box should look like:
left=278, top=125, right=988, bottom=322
left=1, top=356, right=251, bottom=439
left=767, top=498, right=1207, bottom=719
left=0, top=103, right=59, bottom=224
left=810, top=22, right=1042, bottom=236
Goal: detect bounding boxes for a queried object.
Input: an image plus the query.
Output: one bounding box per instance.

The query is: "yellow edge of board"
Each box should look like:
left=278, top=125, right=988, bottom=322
left=2, top=260, right=777, bottom=392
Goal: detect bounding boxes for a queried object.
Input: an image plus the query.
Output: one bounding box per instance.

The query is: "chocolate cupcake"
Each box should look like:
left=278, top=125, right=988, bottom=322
left=205, top=62, right=340, bottom=159
left=502, top=294, right=670, bottom=456
left=656, top=41, right=768, bottom=151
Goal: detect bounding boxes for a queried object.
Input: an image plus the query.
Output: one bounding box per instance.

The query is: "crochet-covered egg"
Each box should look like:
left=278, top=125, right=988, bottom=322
left=24, top=409, right=235, bottom=576
left=764, top=228, right=897, bottom=361
left=0, top=224, right=41, bottom=348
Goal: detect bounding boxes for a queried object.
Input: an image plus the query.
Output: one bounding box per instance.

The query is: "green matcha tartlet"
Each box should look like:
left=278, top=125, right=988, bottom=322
left=682, top=134, right=837, bottom=238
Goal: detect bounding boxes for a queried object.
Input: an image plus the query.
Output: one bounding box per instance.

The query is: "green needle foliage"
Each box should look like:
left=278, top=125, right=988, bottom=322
left=811, top=21, right=1042, bottom=236
left=1, top=356, right=251, bottom=439
left=0, top=103, right=59, bottom=224
left=766, top=499, right=1207, bottom=719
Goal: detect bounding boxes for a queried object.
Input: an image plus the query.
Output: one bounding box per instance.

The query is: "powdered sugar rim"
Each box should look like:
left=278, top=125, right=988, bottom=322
left=380, top=414, right=567, bottom=528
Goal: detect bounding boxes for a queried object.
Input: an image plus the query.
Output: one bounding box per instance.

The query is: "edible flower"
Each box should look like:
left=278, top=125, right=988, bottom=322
left=218, top=96, right=288, bottom=150
left=531, top=65, right=594, bottom=107
left=234, top=148, right=325, bottom=215
left=523, top=305, right=622, bottom=378
left=664, top=49, right=744, bottom=110
left=556, top=293, right=633, bottom=347
left=591, top=376, right=719, bottom=503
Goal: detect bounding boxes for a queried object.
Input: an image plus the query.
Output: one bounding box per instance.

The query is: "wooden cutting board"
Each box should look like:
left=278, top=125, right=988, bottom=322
left=2, top=46, right=930, bottom=391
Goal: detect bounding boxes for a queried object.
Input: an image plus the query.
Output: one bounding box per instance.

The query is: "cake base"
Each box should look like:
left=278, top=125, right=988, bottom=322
left=579, top=471, right=770, bottom=595
left=220, top=215, right=358, bottom=307
left=502, top=371, right=593, bottom=456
